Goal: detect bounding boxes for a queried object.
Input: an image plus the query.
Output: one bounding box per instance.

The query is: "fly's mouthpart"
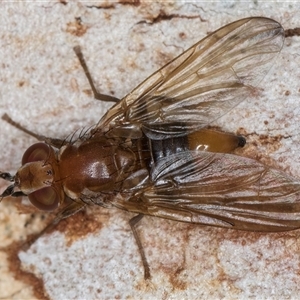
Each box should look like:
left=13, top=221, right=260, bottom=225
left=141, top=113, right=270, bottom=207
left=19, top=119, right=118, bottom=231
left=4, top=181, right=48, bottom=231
left=0, top=172, right=26, bottom=199
left=0, top=186, right=28, bottom=202
left=0, top=172, right=15, bottom=199
left=0, top=184, right=15, bottom=199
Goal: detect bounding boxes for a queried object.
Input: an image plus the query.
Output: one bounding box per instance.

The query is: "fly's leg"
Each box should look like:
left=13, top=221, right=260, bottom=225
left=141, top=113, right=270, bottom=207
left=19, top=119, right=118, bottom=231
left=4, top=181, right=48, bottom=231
left=1, top=113, right=66, bottom=148
left=23, top=201, right=86, bottom=250
left=129, top=214, right=151, bottom=280
left=73, top=46, right=120, bottom=103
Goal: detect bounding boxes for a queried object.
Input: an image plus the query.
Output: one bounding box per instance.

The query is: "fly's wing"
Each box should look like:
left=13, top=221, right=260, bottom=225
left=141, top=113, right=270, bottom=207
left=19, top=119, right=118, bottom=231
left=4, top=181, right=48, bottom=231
left=97, top=17, right=284, bottom=139
left=123, top=152, right=300, bottom=232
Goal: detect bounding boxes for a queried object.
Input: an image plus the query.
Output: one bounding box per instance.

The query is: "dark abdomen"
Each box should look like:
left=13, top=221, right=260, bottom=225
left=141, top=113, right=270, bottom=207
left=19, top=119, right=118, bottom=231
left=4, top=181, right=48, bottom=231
left=148, top=128, right=245, bottom=165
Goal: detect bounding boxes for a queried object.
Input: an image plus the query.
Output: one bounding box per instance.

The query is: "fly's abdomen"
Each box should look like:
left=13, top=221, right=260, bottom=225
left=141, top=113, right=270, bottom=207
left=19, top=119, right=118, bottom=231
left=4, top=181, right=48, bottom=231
left=149, top=128, right=245, bottom=165
left=149, top=135, right=189, bottom=163
left=187, top=129, right=245, bottom=153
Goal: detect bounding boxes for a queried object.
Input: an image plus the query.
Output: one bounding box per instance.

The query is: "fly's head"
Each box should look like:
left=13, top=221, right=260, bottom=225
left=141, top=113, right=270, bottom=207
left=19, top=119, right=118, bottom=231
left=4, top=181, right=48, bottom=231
left=0, top=142, right=64, bottom=211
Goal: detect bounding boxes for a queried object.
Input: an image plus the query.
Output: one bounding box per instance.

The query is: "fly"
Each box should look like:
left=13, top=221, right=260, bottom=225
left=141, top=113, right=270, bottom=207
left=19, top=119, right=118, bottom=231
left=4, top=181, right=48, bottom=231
left=1, top=17, right=299, bottom=280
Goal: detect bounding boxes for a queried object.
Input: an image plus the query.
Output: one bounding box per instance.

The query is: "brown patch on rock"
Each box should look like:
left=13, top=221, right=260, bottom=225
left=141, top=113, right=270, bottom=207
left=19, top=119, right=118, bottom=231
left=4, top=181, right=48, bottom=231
left=66, top=17, right=89, bottom=37
left=3, top=240, right=49, bottom=300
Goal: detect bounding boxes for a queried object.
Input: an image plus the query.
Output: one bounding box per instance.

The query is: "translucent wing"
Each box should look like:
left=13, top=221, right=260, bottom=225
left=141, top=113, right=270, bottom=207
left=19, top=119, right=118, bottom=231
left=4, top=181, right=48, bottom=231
left=118, top=152, right=300, bottom=232
left=98, top=17, right=284, bottom=139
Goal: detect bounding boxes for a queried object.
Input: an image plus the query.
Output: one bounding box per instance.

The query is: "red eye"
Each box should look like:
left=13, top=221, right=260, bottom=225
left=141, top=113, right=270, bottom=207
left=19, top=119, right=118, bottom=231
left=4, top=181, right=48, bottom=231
left=22, top=143, right=51, bottom=165
left=28, top=187, right=60, bottom=211
left=22, top=143, right=60, bottom=211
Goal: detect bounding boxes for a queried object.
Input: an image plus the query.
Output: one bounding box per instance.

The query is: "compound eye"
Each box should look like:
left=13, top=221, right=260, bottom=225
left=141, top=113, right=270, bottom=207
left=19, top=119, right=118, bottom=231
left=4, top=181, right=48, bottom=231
left=22, top=143, right=51, bottom=165
left=22, top=143, right=60, bottom=211
left=28, top=187, right=60, bottom=211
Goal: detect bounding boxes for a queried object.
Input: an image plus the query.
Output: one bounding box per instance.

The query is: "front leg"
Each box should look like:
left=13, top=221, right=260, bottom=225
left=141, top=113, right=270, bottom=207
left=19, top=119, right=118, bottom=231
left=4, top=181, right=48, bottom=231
left=2, top=113, right=67, bottom=148
left=22, top=200, right=86, bottom=250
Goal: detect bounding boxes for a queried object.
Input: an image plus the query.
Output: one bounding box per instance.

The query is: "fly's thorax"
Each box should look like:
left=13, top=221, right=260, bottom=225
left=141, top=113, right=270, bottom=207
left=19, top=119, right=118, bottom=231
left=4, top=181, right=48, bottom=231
left=57, top=137, right=140, bottom=199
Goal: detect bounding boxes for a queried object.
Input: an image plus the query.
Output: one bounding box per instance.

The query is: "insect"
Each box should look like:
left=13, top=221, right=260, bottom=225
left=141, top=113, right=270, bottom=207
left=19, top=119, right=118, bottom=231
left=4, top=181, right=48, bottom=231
left=1, top=17, right=300, bottom=280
